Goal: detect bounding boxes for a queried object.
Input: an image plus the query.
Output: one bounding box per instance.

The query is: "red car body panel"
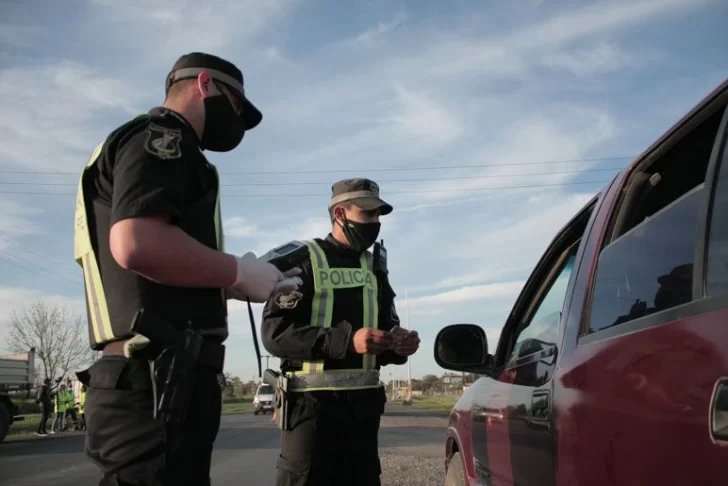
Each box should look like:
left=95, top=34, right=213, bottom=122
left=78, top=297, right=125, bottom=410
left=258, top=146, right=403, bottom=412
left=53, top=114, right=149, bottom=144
left=443, top=78, right=728, bottom=486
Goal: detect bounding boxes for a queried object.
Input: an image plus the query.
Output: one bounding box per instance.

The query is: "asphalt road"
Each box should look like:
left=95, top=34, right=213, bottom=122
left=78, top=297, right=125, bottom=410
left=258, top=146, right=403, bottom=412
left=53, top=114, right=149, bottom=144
left=0, top=405, right=448, bottom=486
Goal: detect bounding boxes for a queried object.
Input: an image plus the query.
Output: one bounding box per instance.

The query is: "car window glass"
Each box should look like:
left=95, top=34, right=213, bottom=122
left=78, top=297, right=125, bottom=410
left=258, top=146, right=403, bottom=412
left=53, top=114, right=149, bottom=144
left=508, top=252, right=575, bottom=362
left=707, top=142, right=728, bottom=295
left=589, top=185, right=702, bottom=333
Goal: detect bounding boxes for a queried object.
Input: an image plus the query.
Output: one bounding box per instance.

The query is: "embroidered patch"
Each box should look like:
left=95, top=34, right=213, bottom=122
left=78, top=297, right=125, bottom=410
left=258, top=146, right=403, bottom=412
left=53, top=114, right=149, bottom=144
left=144, top=123, right=182, bottom=159
left=276, top=291, right=303, bottom=309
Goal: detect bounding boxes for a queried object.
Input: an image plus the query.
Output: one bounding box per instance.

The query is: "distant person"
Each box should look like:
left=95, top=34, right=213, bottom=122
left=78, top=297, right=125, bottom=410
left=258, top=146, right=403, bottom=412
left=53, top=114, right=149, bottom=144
left=35, top=378, right=52, bottom=436
left=77, top=385, right=87, bottom=431
left=261, top=178, right=420, bottom=485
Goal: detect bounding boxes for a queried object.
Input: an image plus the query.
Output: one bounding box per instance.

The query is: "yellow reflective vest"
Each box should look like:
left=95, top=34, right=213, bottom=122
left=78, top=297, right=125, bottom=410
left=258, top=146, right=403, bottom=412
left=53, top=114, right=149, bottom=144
left=287, top=239, right=381, bottom=393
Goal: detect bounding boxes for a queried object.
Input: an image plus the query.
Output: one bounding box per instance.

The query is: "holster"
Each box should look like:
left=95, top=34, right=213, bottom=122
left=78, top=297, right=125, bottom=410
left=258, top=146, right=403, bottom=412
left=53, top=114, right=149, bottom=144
left=263, top=368, right=290, bottom=431
left=129, top=309, right=225, bottom=424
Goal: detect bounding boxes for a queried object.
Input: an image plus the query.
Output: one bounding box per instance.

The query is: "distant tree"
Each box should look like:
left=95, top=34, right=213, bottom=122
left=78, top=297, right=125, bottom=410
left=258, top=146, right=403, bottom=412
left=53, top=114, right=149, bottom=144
left=245, top=380, right=258, bottom=396
left=5, top=300, right=95, bottom=382
left=421, top=374, right=441, bottom=394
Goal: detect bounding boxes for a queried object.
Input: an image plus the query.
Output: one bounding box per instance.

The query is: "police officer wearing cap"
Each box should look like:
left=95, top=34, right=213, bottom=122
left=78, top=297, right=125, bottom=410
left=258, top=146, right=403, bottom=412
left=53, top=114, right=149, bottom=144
left=261, top=178, right=421, bottom=486
left=74, top=52, right=301, bottom=485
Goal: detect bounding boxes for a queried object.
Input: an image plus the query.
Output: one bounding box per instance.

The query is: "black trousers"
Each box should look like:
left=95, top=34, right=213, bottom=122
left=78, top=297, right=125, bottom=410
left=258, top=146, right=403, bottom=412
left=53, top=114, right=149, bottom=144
left=82, top=355, right=222, bottom=486
left=276, top=390, right=385, bottom=486
left=37, top=403, right=50, bottom=434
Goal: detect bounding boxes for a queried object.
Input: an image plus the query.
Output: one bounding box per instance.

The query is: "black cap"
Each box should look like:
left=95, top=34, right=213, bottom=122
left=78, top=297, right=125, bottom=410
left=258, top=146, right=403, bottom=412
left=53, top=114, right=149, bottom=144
left=166, top=52, right=263, bottom=130
left=329, top=178, right=393, bottom=215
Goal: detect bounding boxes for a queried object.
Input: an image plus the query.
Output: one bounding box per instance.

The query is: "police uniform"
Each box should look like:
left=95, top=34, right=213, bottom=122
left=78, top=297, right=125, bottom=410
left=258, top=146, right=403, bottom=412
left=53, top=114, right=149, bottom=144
left=261, top=179, right=407, bottom=486
left=74, top=52, right=262, bottom=486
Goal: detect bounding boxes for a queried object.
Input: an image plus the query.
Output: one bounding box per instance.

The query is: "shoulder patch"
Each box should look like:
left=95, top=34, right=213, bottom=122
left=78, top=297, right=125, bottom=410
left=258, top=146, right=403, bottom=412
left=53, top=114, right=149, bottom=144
left=144, top=123, right=182, bottom=160
left=275, top=290, right=303, bottom=310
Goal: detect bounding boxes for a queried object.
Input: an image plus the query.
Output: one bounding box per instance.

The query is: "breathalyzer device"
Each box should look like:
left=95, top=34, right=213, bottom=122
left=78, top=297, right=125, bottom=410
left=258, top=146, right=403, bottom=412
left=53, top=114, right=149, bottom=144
left=259, top=241, right=310, bottom=272
left=247, top=241, right=310, bottom=377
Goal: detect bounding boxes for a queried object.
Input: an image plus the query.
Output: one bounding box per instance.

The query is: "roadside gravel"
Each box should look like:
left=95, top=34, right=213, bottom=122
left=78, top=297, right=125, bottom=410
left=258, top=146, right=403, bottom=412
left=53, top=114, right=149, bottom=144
left=380, top=445, right=444, bottom=485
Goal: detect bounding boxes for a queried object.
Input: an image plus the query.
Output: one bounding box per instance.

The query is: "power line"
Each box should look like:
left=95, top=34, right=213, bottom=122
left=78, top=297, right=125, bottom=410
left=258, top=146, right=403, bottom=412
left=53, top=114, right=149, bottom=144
left=0, top=167, right=623, bottom=188
left=0, top=250, right=81, bottom=288
left=0, top=234, right=78, bottom=274
left=0, top=155, right=634, bottom=176
left=0, top=179, right=612, bottom=198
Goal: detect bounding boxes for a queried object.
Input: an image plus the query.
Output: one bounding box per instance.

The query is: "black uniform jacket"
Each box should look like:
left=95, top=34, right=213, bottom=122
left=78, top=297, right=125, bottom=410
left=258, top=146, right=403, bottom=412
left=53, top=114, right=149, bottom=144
left=85, top=106, right=226, bottom=344
left=261, top=235, right=406, bottom=406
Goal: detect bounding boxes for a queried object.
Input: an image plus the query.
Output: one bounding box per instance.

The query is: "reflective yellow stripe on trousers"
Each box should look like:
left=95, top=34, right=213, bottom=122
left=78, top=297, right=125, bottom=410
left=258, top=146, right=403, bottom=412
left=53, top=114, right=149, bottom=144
left=290, top=240, right=380, bottom=392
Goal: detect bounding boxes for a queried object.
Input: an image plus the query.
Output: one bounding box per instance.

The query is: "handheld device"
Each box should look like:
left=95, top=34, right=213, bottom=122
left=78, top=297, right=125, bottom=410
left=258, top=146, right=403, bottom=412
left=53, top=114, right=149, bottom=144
left=247, top=241, right=310, bottom=377
left=259, top=241, right=310, bottom=272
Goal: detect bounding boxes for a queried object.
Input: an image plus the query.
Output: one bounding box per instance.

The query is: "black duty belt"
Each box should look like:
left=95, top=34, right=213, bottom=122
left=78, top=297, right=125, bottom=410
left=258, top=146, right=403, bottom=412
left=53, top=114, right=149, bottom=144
left=103, top=338, right=225, bottom=372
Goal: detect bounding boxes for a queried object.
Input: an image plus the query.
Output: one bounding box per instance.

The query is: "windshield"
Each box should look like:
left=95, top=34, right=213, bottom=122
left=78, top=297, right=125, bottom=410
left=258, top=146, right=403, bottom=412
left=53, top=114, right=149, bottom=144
left=258, top=385, right=274, bottom=395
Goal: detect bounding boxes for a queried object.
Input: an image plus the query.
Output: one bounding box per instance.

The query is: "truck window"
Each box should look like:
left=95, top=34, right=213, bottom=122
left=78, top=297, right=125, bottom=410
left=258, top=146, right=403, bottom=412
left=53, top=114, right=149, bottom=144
left=706, top=131, right=728, bottom=296
left=587, top=106, right=725, bottom=334
left=508, top=246, right=577, bottom=363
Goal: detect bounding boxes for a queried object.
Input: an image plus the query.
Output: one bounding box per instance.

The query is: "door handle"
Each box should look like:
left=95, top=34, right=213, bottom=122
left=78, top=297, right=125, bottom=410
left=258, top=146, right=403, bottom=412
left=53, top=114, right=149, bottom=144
left=530, top=390, right=550, bottom=423
left=710, top=378, right=728, bottom=442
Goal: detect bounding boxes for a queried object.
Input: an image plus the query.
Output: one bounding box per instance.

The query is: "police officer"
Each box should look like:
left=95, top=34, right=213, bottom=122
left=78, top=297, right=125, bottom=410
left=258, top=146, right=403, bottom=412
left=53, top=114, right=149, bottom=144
left=261, top=178, right=421, bottom=486
left=74, top=52, right=300, bottom=485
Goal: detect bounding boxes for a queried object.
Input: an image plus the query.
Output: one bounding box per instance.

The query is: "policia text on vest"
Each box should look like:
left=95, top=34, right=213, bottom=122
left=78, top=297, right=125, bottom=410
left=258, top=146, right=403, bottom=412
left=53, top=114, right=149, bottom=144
left=71, top=52, right=295, bottom=486
left=261, top=177, right=421, bottom=486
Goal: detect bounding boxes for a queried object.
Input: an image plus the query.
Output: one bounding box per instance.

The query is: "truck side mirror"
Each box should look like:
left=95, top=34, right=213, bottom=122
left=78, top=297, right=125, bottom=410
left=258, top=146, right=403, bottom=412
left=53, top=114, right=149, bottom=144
left=434, top=324, right=490, bottom=372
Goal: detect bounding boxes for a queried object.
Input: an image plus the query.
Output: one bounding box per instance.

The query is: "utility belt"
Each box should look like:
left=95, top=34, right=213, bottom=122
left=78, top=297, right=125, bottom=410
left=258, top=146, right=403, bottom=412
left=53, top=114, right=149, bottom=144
left=263, top=368, right=381, bottom=431
left=102, top=309, right=226, bottom=424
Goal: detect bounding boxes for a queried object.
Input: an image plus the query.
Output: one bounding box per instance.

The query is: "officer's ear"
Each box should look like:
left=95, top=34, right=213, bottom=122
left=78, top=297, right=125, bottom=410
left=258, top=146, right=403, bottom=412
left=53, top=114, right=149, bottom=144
left=196, top=71, right=220, bottom=99
left=332, top=205, right=346, bottom=223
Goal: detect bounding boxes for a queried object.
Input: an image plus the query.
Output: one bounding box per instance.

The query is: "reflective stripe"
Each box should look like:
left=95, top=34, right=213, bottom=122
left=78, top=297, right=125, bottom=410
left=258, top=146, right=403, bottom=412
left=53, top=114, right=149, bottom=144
left=362, top=252, right=378, bottom=370
left=302, top=241, right=329, bottom=373
left=74, top=131, right=224, bottom=347
left=75, top=140, right=114, bottom=346
left=207, top=164, right=225, bottom=307
left=289, top=369, right=381, bottom=392
left=295, top=240, right=379, bottom=391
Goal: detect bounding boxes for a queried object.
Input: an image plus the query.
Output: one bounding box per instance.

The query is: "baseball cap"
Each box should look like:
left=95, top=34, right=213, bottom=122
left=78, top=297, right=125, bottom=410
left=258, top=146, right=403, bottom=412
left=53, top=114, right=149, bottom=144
left=165, top=52, right=263, bottom=130
left=329, top=178, right=393, bottom=215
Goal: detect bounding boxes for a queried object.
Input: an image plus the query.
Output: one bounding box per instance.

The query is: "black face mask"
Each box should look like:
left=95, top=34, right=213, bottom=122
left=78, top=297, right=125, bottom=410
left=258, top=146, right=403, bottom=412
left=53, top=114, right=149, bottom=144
left=340, top=218, right=381, bottom=252
left=200, top=94, right=246, bottom=152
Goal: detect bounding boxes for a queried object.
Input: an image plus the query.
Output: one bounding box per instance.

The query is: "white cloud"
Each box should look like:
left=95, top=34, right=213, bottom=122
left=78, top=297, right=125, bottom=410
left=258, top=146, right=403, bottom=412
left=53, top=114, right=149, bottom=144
left=354, top=12, right=408, bottom=45
left=89, top=0, right=297, bottom=61
left=224, top=216, right=258, bottom=238
left=542, top=43, right=633, bottom=77
left=0, top=61, right=142, bottom=172
left=407, top=280, right=525, bottom=315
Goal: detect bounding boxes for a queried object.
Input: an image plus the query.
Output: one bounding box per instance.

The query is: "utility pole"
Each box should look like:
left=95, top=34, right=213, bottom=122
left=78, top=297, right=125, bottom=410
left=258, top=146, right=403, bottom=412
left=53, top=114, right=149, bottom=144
left=260, top=354, right=273, bottom=371
left=405, top=287, right=412, bottom=402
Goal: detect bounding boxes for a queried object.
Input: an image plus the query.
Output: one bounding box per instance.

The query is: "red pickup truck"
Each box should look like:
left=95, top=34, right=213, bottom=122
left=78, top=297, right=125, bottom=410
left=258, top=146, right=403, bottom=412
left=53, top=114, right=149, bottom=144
left=435, top=77, right=728, bottom=486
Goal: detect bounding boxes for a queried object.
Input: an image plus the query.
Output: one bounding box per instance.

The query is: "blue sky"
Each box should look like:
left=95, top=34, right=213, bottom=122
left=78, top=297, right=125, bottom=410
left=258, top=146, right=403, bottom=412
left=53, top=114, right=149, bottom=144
left=0, top=0, right=726, bottom=381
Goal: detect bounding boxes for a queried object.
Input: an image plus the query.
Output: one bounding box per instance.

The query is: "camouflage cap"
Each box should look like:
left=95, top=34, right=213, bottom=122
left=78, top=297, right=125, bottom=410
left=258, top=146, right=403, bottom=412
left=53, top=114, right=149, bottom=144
left=328, top=178, right=393, bottom=215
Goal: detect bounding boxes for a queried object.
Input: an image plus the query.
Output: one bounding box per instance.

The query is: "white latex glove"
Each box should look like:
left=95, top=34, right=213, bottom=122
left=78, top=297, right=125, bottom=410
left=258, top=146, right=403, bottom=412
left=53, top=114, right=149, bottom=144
left=231, top=252, right=284, bottom=303
left=227, top=256, right=304, bottom=302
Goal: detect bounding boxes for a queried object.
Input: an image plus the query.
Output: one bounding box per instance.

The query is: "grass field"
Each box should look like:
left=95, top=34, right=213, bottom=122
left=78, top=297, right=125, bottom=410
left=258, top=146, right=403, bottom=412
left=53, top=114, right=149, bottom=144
left=404, top=395, right=459, bottom=413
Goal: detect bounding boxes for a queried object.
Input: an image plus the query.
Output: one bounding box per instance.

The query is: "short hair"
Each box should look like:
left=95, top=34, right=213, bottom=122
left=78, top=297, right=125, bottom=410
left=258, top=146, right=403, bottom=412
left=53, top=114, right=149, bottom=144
left=164, top=78, right=196, bottom=102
